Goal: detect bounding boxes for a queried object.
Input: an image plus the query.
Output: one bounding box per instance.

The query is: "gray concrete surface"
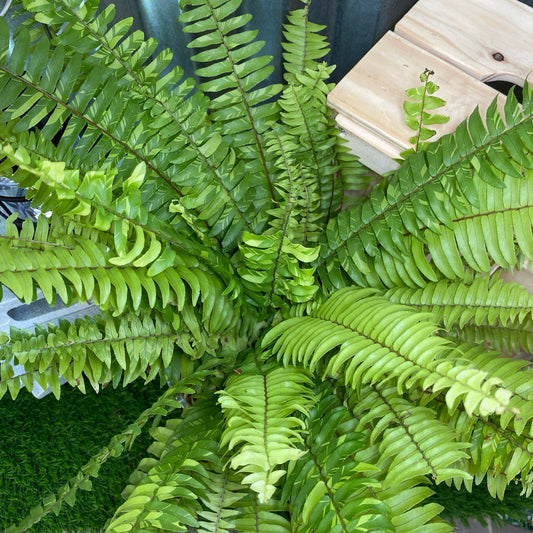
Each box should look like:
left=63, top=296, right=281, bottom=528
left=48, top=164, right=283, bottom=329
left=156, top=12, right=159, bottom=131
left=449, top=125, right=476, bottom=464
left=457, top=520, right=530, bottom=532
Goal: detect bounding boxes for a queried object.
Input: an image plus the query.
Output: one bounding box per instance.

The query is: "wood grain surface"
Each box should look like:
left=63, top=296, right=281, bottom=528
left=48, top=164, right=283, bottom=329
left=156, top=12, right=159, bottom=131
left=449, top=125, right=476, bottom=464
left=327, top=31, right=504, bottom=171
left=395, top=0, right=533, bottom=85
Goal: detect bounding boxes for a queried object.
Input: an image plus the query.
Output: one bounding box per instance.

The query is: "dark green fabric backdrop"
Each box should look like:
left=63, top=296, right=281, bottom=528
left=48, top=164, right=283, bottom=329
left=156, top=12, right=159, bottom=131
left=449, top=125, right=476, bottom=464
left=102, top=0, right=533, bottom=84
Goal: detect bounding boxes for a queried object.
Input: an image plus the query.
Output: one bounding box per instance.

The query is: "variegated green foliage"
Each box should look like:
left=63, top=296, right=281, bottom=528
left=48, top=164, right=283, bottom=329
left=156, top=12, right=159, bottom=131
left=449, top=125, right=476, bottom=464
left=1, top=0, right=533, bottom=531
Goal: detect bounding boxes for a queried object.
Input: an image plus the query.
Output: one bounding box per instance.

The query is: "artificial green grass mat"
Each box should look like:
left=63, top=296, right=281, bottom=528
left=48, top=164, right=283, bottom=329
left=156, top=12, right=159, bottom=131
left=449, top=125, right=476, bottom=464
left=0, top=380, right=164, bottom=532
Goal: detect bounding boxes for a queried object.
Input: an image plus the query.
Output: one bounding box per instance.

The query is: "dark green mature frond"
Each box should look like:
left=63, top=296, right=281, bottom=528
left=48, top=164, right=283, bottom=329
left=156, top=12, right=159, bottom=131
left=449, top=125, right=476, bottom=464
left=236, top=128, right=321, bottom=310
left=334, top=400, right=454, bottom=533
left=0, top=311, right=183, bottom=399
left=217, top=366, right=314, bottom=503
left=320, top=84, right=533, bottom=290
left=454, top=321, right=533, bottom=354
left=278, top=66, right=344, bottom=226
left=264, top=287, right=513, bottom=418
left=384, top=277, right=533, bottom=330
left=180, top=0, right=281, bottom=204
left=0, top=2, right=268, bottom=250
left=281, top=0, right=329, bottom=81
left=265, top=126, right=322, bottom=243
left=282, top=387, right=394, bottom=532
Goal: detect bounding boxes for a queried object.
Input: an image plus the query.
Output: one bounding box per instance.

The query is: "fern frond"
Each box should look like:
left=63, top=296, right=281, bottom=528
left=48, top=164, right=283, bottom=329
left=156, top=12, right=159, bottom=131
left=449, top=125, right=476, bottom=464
left=0, top=310, right=193, bottom=398
left=336, top=391, right=455, bottom=533
left=236, top=129, right=320, bottom=310
left=0, top=6, right=261, bottom=250
left=237, top=229, right=319, bottom=310
left=263, top=287, right=514, bottom=418
left=180, top=0, right=281, bottom=203
left=281, top=0, right=329, bottom=81
left=436, top=342, right=533, bottom=436
left=278, top=65, right=348, bottom=225
left=109, top=399, right=222, bottom=533
left=384, top=277, right=533, bottom=330
left=453, top=321, right=533, bottom=355
left=427, top=395, right=533, bottom=498
left=402, top=69, right=449, bottom=154
left=0, top=214, right=241, bottom=335
left=217, top=366, right=314, bottom=503
left=351, top=384, right=469, bottom=485
left=320, top=85, right=533, bottom=289
left=282, top=386, right=394, bottom=532
left=265, top=125, right=322, bottom=244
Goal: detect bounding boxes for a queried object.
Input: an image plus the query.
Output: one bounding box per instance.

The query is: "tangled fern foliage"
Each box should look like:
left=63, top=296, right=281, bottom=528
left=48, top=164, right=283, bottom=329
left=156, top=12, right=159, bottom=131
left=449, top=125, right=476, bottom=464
left=0, top=0, right=533, bottom=531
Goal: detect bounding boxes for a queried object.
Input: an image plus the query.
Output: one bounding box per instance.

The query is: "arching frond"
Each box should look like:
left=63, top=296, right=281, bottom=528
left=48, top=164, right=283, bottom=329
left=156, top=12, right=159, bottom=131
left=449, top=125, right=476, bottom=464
left=264, top=287, right=514, bottom=418
left=339, top=386, right=454, bottom=533
left=6, top=371, right=208, bottom=533
left=384, top=277, right=533, bottom=330
left=426, top=394, right=533, bottom=499
left=0, top=309, right=214, bottom=399
left=351, top=384, right=469, bottom=485
left=451, top=321, right=533, bottom=355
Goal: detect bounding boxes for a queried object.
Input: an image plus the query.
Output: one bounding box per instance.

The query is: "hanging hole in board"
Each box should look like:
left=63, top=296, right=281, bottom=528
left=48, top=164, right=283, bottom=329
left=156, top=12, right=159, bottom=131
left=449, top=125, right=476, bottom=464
left=484, top=81, right=523, bottom=104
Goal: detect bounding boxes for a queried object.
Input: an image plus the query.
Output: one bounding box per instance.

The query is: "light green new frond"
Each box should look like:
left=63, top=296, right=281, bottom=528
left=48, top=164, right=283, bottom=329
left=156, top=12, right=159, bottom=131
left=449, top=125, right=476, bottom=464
left=351, top=384, right=469, bottom=485
left=403, top=69, right=450, bottom=154
left=217, top=366, right=314, bottom=503
left=180, top=0, right=281, bottom=203
left=320, top=84, right=533, bottom=289
left=263, top=287, right=514, bottom=418
left=282, top=387, right=394, bottom=532
left=282, top=0, right=329, bottom=81
left=437, top=342, right=533, bottom=436
left=384, top=277, right=533, bottom=330
left=237, top=230, right=320, bottom=310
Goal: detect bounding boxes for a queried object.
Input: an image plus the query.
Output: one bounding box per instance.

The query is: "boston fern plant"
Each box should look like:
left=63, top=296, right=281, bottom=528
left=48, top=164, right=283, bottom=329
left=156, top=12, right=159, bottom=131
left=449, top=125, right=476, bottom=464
left=0, top=0, right=533, bottom=531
